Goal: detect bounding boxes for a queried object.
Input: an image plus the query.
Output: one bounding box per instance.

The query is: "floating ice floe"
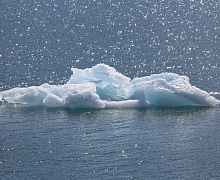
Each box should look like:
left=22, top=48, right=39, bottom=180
left=0, top=64, right=219, bottom=109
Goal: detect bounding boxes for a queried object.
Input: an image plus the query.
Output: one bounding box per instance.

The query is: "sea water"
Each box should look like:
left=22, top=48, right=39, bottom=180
left=0, top=0, right=220, bottom=179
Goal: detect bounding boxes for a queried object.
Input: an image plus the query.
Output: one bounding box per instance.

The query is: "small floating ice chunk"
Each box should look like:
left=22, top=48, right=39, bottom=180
left=0, top=64, right=219, bottom=108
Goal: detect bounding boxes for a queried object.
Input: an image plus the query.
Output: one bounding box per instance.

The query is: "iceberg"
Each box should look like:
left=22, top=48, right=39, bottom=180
left=0, top=64, right=219, bottom=109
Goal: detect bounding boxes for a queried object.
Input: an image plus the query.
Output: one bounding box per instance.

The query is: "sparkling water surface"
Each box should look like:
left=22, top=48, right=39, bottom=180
left=0, top=0, right=220, bottom=179
left=1, top=107, right=220, bottom=179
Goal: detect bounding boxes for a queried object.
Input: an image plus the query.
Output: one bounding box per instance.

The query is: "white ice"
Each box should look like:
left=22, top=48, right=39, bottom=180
left=0, top=64, right=219, bottom=109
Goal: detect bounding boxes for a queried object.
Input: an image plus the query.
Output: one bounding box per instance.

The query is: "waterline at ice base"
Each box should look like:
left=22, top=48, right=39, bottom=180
left=0, top=64, right=219, bottom=109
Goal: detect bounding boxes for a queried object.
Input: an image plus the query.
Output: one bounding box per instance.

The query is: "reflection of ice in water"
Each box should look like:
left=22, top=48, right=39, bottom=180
left=0, top=64, right=219, bottom=109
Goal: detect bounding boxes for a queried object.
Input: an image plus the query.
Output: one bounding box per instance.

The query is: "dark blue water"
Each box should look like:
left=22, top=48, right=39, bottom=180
left=1, top=107, right=220, bottom=179
left=1, top=0, right=220, bottom=179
